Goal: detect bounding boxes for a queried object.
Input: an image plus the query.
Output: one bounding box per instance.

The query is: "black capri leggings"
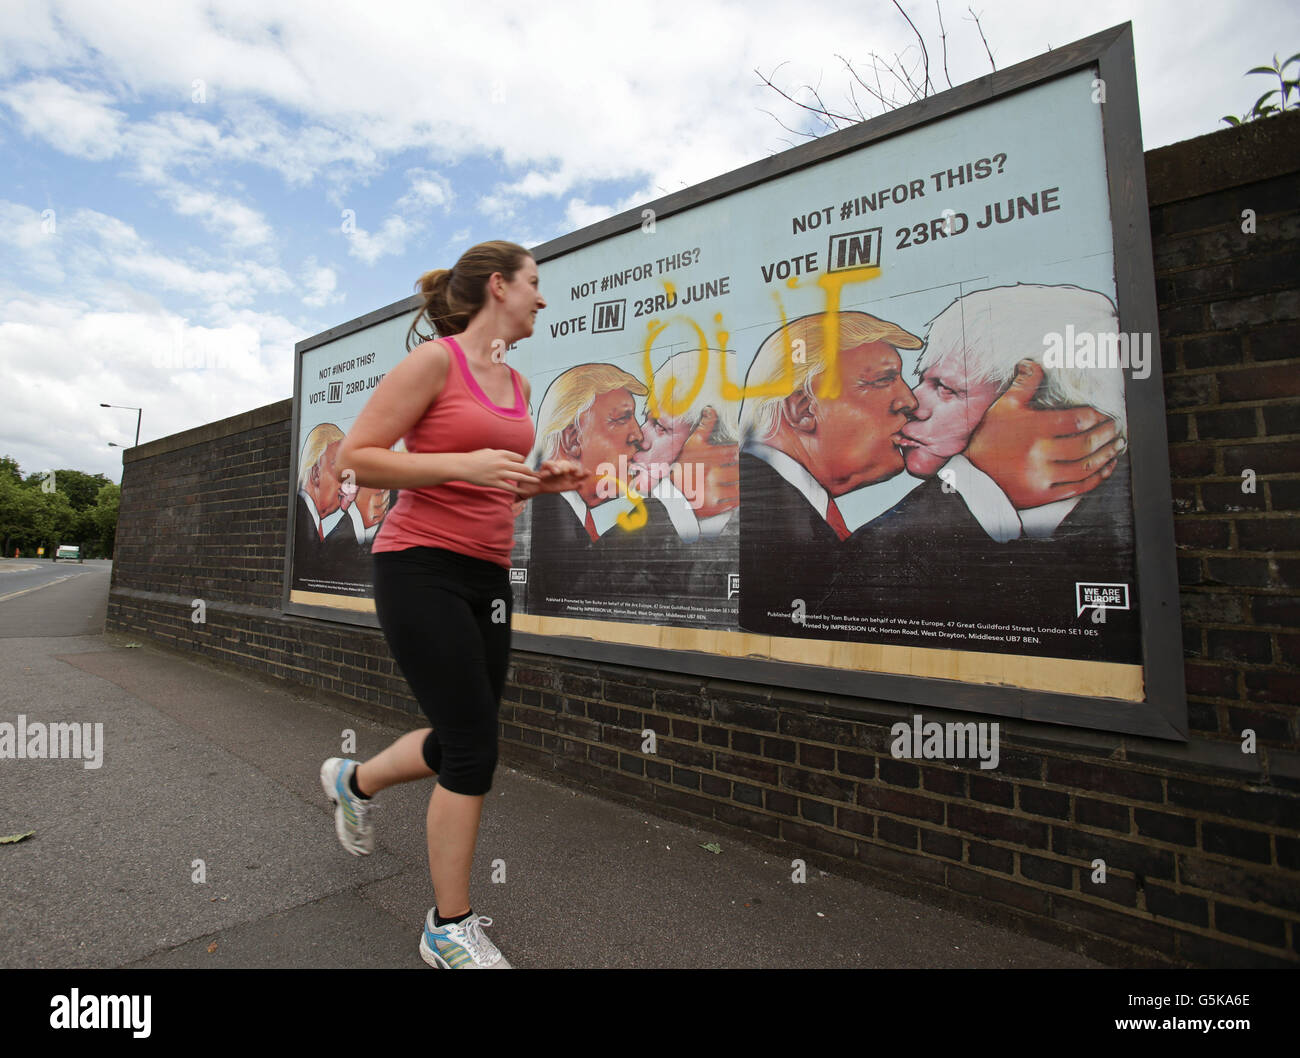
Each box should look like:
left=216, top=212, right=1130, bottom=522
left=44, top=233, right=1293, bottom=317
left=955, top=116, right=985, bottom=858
left=372, top=546, right=513, bottom=796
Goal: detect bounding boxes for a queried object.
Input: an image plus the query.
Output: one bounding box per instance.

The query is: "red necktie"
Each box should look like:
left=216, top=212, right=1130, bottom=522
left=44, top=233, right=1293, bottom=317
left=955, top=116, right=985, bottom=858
left=825, top=498, right=850, bottom=542
left=583, top=508, right=599, bottom=542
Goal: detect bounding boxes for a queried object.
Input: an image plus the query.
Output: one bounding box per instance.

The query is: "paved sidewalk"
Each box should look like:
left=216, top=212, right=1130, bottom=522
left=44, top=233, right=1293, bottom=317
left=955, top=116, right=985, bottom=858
left=0, top=569, right=1100, bottom=968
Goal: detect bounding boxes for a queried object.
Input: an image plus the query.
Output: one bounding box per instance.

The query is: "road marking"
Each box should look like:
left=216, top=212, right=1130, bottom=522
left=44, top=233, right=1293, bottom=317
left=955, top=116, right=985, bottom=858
left=0, top=574, right=78, bottom=603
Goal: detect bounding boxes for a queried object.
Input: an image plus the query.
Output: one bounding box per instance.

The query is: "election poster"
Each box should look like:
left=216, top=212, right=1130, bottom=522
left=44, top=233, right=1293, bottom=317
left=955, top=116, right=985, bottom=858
left=286, top=26, right=1184, bottom=736
left=513, top=61, right=1145, bottom=679
left=286, top=314, right=410, bottom=614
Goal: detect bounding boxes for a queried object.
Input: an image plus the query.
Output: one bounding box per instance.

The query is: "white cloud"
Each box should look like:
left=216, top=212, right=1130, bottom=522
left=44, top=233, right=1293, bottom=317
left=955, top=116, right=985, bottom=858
left=562, top=198, right=619, bottom=232
left=0, top=200, right=65, bottom=284
left=0, top=288, right=297, bottom=480
left=154, top=183, right=274, bottom=247
left=3, top=0, right=1299, bottom=210
left=0, top=198, right=291, bottom=314
left=397, top=169, right=454, bottom=213
left=299, top=257, right=341, bottom=308
left=343, top=214, right=415, bottom=266
left=72, top=208, right=144, bottom=250
left=0, top=76, right=125, bottom=161
left=107, top=248, right=274, bottom=306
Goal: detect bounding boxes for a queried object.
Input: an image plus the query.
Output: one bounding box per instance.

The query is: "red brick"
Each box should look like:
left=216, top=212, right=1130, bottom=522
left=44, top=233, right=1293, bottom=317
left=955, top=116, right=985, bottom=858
left=1195, top=407, right=1258, bottom=439
left=1169, top=445, right=1216, bottom=476
left=1206, top=628, right=1273, bottom=663
left=1205, top=558, right=1272, bottom=587
left=1163, top=372, right=1216, bottom=409
left=1222, top=442, right=1300, bottom=475
left=856, top=783, right=946, bottom=824
left=1217, top=363, right=1300, bottom=402
left=1183, top=662, right=1238, bottom=698
left=1243, top=669, right=1300, bottom=704
left=1173, top=519, right=1231, bottom=549
left=1199, top=482, right=1265, bottom=513
left=1238, top=518, right=1300, bottom=551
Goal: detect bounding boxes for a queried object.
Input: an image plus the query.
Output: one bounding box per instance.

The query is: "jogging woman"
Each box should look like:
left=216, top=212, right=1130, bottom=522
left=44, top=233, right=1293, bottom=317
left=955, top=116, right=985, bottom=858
left=320, top=240, right=586, bottom=969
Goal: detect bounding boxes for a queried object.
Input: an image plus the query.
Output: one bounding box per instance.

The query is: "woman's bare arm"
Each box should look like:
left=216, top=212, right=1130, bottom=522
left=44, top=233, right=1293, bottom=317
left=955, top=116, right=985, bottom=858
left=337, top=341, right=539, bottom=493
left=335, top=342, right=465, bottom=490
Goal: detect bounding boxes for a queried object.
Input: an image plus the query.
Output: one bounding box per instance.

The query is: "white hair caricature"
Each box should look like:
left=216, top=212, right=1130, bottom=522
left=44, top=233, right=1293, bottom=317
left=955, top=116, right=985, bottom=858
left=918, top=283, right=1129, bottom=434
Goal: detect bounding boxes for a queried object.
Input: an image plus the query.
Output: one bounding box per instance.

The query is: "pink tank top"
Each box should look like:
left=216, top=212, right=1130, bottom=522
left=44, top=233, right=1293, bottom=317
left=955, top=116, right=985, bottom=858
left=371, top=336, right=534, bottom=568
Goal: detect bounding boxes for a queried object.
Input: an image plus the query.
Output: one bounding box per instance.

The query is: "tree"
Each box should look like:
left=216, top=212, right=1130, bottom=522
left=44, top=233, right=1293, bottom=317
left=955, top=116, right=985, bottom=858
left=0, top=478, right=73, bottom=555
left=39, top=469, right=112, bottom=512
left=91, top=482, right=121, bottom=558
left=0, top=459, right=116, bottom=556
left=0, top=455, right=21, bottom=485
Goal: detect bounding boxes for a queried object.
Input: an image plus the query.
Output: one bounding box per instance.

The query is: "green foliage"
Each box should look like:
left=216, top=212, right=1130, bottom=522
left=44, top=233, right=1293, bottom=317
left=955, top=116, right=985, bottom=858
left=1222, top=52, right=1300, bottom=126
left=0, top=456, right=120, bottom=558
left=92, top=482, right=121, bottom=557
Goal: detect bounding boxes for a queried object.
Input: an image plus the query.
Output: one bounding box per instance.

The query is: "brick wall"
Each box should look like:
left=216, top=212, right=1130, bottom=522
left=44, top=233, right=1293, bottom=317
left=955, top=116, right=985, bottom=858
left=109, top=111, right=1300, bottom=968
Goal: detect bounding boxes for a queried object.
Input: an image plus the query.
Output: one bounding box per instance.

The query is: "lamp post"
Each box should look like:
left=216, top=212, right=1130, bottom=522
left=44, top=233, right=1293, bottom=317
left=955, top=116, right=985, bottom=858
left=100, top=404, right=142, bottom=446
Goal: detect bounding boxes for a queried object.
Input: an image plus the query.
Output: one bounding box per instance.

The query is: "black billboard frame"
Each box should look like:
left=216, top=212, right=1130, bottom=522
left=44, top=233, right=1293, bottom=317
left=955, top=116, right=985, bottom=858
left=284, top=22, right=1186, bottom=742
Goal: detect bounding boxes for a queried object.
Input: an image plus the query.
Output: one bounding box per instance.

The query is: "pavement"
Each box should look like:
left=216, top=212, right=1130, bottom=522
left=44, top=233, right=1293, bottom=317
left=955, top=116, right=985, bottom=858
left=0, top=558, right=1102, bottom=969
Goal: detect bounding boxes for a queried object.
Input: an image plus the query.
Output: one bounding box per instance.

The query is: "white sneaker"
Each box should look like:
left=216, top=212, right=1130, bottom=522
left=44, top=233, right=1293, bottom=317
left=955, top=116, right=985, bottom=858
left=319, top=757, right=374, bottom=856
left=419, top=909, right=512, bottom=969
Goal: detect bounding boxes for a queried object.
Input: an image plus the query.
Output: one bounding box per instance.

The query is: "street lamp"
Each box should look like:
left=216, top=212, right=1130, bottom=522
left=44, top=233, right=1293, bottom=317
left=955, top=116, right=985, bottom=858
left=100, top=404, right=142, bottom=446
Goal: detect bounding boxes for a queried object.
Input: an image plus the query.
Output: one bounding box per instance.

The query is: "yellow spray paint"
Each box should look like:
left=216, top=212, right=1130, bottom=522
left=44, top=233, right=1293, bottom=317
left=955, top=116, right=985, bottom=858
left=643, top=265, right=882, bottom=416
left=615, top=264, right=883, bottom=532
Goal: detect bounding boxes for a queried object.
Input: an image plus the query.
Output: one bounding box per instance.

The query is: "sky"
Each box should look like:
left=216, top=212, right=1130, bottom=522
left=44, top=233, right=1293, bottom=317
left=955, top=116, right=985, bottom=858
left=2, top=0, right=1296, bottom=484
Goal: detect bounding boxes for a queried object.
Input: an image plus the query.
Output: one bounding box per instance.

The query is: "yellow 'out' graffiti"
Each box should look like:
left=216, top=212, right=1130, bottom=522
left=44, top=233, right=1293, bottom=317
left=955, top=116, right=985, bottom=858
left=642, top=265, right=881, bottom=417
left=594, top=467, right=648, bottom=531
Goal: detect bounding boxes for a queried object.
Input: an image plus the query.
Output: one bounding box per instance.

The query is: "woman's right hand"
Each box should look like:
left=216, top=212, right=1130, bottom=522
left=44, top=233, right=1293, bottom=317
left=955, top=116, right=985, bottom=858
left=457, top=449, right=541, bottom=493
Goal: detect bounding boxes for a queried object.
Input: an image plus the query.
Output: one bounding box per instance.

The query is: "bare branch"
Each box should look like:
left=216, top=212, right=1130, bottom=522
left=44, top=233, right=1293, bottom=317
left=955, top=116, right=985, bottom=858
left=967, top=6, right=996, bottom=71
left=757, top=8, right=998, bottom=140
left=935, top=0, right=954, bottom=89
left=754, top=66, right=855, bottom=127
left=889, top=50, right=925, bottom=102
left=755, top=105, right=821, bottom=143
left=892, top=0, right=933, bottom=96
left=836, top=53, right=891, bottom=109
left=805, top=78, right=849, bottom=128
left=871, top=49, right=916, bottom=103
left=845, top=78, right=869, bottom=123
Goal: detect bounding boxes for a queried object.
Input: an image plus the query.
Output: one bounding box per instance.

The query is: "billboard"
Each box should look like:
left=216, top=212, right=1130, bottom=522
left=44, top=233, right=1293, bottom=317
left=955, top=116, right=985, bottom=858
left=285, top=24, right=1185, bottom=740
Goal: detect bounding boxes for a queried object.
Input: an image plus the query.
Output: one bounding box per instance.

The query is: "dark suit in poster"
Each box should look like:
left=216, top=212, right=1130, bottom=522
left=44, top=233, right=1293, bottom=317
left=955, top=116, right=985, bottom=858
left=819, top=457, right=1140, bottom=662
left=293, top=493, right=373, bottom=597
left=526, top=490, right=718, bottom=625
left=738, top=450, right=845, bottom=636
